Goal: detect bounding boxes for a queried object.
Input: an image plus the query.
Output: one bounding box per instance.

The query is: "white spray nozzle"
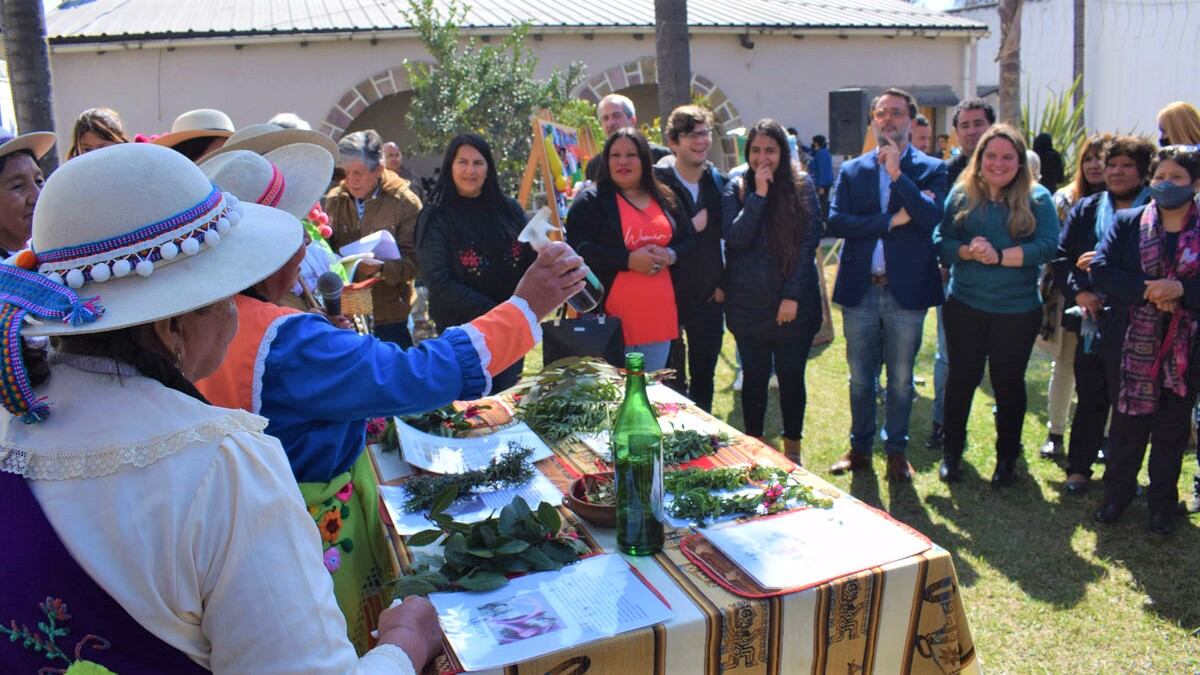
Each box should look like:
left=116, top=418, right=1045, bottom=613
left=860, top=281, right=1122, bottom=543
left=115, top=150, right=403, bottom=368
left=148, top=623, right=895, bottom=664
left=518, top=206, right=559, bottom=252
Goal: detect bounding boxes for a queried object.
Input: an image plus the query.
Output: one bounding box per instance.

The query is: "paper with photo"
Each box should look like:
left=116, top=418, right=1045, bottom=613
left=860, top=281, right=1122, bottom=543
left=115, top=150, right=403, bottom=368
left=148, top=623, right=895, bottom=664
left=431, top=553, right=672, bottom=671
left=396, top=419, right=553, bottom=474
left=379, top=472, right=563, bottom=535
left=338, top=229, right=401, bottom=260
left=701, top=500, right=931, bottom=589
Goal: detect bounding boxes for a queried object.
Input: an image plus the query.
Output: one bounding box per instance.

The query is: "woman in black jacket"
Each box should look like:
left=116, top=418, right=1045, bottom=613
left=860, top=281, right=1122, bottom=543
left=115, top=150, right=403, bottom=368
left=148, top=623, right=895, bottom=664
left=1091, top=145, right=1200, bottom=536
left=416, top=133, right=535, bottom=391
left=721, top=119, right=825, bottom=464
left=565, top=129, right=693, bottom=371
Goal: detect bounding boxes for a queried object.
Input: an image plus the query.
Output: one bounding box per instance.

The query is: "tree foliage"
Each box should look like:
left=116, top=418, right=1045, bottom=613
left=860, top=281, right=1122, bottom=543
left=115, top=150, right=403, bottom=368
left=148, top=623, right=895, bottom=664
left=402, top=0, right=585, bottom=194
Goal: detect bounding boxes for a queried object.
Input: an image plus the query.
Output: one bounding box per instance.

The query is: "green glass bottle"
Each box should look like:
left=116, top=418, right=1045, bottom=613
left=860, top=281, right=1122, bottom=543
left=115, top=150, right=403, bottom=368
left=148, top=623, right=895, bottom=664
left=613, top=352, right=665, bottom=556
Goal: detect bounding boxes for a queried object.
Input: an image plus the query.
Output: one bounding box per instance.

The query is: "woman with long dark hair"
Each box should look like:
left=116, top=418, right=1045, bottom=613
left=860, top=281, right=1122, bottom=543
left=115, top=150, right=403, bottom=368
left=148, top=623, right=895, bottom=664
left=417, top=133, right=536, bottom=390
left=565, top=128, right=692, bottom=371
left=721, top=119, right=825, bottom=464
left=934, top=124, right=1060, bottom=486
left=1091, top=146, right=1200, bottom=536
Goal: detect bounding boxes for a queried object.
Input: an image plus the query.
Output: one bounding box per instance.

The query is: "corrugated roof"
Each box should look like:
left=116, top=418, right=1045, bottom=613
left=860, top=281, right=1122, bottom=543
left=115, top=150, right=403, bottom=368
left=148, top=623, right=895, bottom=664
left=46, top=0, right=986, bottom=44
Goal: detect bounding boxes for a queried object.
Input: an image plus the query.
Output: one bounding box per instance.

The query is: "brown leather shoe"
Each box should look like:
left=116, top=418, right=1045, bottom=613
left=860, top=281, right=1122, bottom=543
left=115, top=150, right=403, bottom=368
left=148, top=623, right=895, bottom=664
left=829, top=450, right=870, bottom=475
left=886, top=454, right=915, bottom=482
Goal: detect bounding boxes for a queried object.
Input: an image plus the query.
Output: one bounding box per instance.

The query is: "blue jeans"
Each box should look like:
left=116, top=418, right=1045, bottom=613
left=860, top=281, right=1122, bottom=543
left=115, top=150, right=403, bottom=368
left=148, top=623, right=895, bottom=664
left=932, top=304, right=949, bottom=425
left=841, top=285, right=927, bottom=455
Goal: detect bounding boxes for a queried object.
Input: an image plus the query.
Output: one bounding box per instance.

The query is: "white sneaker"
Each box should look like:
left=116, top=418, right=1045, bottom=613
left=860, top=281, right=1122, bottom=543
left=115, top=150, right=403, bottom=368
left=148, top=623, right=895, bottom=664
left=733, top=370, right=744, bottom=392
left=769, top=374, right=779, bottom=389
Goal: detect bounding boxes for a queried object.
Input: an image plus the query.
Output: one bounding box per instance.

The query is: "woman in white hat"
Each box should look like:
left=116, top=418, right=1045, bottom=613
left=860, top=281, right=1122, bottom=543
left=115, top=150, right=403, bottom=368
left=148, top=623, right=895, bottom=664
left=0, top=142, right=558, bottom=672
left=194, top=144, right=590, bottom=652
left=152, top=108, right=236, bottom=162
left=0, top=129, right=56, bottom=257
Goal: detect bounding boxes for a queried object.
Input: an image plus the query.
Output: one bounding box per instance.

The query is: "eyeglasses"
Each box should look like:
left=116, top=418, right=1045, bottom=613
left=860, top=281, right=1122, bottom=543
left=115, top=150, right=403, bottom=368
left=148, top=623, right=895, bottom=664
left=872, top=108, right=909, bottom=120
left=680, top=129, right=712, bottom=141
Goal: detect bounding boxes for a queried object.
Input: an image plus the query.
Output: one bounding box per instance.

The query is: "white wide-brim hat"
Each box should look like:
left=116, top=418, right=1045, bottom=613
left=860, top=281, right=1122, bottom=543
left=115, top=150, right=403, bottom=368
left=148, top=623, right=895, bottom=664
left=206, top=123, right=339, bottom=163
left=199, top=144, right=333, bottom=220
left=21, top=143, right=301, bottom=336
left=0, top=130, right=56, bottom=161
left=151, top=108, right=235, bottom=149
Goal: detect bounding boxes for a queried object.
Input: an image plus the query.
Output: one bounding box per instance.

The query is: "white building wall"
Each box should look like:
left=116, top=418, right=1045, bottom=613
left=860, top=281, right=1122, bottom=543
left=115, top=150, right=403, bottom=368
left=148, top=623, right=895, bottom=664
left=47, top=31, right=973, bottom=158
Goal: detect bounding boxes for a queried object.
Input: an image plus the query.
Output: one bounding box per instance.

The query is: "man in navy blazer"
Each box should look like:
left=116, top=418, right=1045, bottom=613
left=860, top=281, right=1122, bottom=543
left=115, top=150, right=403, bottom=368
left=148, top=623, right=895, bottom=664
left=827, top=88, right=949, bottom=482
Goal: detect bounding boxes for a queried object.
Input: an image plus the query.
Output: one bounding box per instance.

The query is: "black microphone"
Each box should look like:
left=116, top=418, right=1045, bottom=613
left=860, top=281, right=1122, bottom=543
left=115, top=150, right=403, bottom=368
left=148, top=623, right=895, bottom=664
left=316, top=271, right=344, bottom=316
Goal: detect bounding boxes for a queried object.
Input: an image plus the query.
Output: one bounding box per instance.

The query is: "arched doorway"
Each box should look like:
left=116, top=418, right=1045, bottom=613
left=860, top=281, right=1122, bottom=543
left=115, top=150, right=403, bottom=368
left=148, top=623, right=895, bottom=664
left=572, top=57, right=744, bottom=169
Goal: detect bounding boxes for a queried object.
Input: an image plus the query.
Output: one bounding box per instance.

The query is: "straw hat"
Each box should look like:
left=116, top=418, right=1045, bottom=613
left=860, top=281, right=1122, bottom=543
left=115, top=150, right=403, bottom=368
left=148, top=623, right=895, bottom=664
left=0, top=130, right=56, bottom=161
left=206, top=123, right=338, bottom=163
left=14, top=142, right=301, bottom=339
left=151, top=108, right=235, bottom=149
left=200, top=144, right=332, bottom=220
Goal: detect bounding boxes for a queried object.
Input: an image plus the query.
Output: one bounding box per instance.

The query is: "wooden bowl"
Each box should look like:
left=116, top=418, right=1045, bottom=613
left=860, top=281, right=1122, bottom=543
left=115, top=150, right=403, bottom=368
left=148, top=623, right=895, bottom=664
left=564, top=472, right=616, bottom=528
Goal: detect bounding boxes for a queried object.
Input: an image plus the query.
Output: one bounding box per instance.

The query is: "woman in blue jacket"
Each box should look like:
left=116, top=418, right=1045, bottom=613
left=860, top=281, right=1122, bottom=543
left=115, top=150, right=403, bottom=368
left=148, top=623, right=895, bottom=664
left=1091, top=145, right=1200, bottom=536
left=722, top=119, right=825, bottom=465
left=934, top=125, right=1059, bottom=487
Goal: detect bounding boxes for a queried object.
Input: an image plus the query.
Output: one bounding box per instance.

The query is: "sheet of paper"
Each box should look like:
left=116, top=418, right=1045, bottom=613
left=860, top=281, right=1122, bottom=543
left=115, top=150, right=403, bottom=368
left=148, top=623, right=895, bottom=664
left=431, top=553, right=673, bottom=672
left=574, top=409, right=712, bottom=463
left=338, top=229, right=401, bottom=260
left=396, top=419, right=553, bottom=474
left=647, top=382, right=690, bottom=405
left=379, top=472, right=563, bottom=535
left=369, top=442, right=414, bottom=483
left=701, top=500, right=931, bottom=589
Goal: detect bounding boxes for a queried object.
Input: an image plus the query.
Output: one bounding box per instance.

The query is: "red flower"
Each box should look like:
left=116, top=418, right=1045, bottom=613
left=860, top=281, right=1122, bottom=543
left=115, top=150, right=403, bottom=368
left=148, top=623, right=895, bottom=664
left=458, top=248, right=482, bottom=270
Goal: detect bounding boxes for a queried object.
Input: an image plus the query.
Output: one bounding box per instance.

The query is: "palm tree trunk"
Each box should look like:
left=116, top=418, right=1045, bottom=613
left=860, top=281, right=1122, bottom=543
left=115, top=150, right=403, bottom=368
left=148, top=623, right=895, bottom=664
left=997, top=0, right=1024, bottom=127
left=2, top=0, right=59, bottom=173
left=654, top=0, right=690, bottom=134
left=1072, top=0, right=1085, bottom=127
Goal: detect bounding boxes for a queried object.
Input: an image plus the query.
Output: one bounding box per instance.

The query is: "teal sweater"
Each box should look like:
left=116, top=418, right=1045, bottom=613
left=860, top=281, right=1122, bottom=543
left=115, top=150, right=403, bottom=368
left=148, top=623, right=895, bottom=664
left=934, top=183, right=1060, bottom=313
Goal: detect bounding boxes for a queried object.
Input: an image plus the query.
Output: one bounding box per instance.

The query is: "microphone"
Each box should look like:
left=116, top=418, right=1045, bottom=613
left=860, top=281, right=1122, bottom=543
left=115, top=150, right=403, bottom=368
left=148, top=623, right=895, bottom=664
left=316, top=271, right=344, bottom=316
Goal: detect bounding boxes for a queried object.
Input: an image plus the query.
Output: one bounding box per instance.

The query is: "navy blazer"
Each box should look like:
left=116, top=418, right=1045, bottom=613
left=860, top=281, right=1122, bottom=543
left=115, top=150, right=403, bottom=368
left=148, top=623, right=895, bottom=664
left=828, top=147, right=948, bottom=310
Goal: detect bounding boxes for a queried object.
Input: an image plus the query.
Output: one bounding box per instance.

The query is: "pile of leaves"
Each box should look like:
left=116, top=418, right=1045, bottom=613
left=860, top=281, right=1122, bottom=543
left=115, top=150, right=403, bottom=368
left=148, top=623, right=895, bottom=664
left=665, top=465, right=833, bottom=526
left=393, top=488, right=588, bottom=596
left=401, top=443, right=534, bottom=512
left=398, top=403, right=491, bottom=438
left=662, top=428, right=730, bottom=467
left=516, top=358, right=624, bottom=441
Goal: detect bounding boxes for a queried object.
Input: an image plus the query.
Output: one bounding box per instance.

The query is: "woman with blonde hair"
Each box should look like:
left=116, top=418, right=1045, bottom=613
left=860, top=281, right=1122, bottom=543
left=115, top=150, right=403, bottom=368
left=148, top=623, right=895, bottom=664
left=66, top=107, right=130, bottom=158
left=1157, top=101, right=1200, bottom=147
left=934, top=124, right=1060, bottom=485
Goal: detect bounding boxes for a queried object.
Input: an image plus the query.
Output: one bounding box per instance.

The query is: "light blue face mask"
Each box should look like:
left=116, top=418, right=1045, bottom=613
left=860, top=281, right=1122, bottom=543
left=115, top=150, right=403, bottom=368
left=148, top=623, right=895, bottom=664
left=1149, top=180, right=1197, bottom=209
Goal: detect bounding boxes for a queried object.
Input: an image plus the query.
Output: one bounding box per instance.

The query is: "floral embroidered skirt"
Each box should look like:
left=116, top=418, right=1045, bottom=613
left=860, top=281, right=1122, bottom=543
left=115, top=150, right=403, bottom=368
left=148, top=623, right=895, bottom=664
left=300, top=452, right=395, bottom=654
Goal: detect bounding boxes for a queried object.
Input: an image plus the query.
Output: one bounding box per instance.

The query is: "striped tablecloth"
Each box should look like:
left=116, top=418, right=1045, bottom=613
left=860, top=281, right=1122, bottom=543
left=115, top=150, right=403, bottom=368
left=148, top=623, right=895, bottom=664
left=384, top=387, right=978, bottom=675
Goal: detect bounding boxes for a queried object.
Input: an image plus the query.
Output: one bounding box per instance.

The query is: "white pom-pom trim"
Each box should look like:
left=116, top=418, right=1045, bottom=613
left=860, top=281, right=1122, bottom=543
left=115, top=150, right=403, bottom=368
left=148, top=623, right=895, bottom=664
left=160, top=241, right=179, bottom=260
left=89, top=262, right=111, bottom=283
left=135, top=259, right=154, bottom=277
left=205, top=230, right=221, bottom=248
left=112, top=259, right=132, bottom=277
left=47, top=272, right=63, bottom=286
left=65, top=268, right=85, bottom=289
left=181, top=237, right=201, bottom=256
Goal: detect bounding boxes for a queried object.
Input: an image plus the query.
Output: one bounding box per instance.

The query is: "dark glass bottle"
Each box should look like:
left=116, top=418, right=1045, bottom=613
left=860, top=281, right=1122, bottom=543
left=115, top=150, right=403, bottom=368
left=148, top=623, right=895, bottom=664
left=613, top=352, right=665, bottom=555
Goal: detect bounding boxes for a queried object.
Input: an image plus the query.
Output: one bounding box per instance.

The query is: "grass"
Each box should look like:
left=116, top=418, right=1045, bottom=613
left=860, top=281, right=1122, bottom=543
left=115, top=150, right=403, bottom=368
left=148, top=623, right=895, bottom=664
left=526, top=260, right=1200, bottom=672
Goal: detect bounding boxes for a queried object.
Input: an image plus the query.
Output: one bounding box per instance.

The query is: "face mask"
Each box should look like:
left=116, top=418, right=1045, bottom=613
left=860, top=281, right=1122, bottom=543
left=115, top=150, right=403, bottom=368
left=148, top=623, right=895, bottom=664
left=1149, top=180, right=1196, bottom=209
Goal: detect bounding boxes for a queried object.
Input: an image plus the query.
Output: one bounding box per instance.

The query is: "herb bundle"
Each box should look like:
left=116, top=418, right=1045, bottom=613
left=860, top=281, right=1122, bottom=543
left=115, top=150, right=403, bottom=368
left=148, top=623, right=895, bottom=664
left=517, top=358, right=623, bottom=441
left=662, top=428, right=730, bottom=467
left=665, top=465, right=833, bottom=526
left=401, top=443, right=534, bottom=512
left=399, top=403, right=491, bottom=438
left=393, top=489, right=588, bottom=597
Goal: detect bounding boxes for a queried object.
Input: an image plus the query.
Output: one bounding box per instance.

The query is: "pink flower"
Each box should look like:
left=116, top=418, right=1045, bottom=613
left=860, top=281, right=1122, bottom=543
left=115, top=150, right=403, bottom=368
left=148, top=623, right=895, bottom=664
left=335, top=482, right=354, bottom=502
left=323, top=547, right=341, bottom=573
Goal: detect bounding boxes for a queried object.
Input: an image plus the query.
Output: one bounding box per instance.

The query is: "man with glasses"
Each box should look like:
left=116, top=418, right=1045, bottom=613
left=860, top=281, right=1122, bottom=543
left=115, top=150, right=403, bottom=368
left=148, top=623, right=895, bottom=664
left=827, top=88, right=948, bottom=482
left=654, top=105, right=727, bottom=412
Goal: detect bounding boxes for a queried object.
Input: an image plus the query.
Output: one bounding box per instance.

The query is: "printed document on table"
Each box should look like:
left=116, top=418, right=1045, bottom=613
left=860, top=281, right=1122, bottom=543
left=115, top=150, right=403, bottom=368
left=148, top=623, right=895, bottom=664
left=701, top=500, right=931, bottom=589
left=395, top=419, right=553, bottom=474
left=338, top=229, right=402, bottom=260
left=431, top=553, right=673, bottom=671
left=379, top=472, right=563, bottom=535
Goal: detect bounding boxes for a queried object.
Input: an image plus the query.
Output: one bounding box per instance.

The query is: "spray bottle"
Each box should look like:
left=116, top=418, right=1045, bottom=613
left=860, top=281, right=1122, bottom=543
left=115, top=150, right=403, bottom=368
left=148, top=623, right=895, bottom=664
left=519, top=207, right=604, bottom=313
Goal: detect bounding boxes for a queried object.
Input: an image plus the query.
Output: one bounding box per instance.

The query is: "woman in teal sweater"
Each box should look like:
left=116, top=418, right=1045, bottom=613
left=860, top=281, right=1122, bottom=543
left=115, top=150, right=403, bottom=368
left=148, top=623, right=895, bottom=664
left=934, top=125, right=1060, bottom=486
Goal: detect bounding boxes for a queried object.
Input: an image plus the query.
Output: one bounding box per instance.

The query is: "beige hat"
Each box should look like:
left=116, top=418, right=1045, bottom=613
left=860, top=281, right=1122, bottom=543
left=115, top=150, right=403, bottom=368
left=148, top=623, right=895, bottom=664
left=206, top=123, right=338, bottom=163
left=199, top=144, right=333, bottom=220
left=20, top=142, right=301, bottom=337
left=151, top=108, right=235, bottom=149
left=0, top=129, right=56, bottom=161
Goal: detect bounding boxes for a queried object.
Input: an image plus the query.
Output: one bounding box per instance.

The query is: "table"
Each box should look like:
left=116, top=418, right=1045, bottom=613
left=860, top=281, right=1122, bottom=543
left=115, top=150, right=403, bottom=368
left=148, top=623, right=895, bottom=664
left=378, top=386, right=979, bottom=675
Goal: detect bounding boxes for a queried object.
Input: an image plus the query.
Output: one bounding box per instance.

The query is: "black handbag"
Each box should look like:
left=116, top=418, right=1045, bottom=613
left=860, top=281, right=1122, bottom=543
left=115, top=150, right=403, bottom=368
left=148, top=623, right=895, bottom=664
left=541, top=309, right=625, bottom=367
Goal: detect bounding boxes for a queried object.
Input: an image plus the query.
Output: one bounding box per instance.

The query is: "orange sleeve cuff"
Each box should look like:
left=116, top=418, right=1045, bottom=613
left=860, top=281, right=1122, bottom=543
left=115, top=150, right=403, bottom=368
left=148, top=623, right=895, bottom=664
left=463, top=298, right=541, bottom=381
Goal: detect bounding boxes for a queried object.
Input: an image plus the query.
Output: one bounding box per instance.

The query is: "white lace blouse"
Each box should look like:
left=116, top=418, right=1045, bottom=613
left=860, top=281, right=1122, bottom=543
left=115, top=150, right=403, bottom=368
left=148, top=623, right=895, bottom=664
left=0, top=356, right=416, bottom=674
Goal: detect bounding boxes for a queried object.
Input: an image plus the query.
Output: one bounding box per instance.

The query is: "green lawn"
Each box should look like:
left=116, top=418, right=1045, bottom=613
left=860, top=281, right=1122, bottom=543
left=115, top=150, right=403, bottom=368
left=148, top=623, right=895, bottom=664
left=532, top=261, right=1200, bottom=672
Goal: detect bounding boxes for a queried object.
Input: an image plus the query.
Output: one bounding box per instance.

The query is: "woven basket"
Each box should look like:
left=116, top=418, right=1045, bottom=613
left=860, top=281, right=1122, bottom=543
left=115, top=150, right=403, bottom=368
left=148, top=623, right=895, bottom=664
left=342, top=278, right=378, bottom=316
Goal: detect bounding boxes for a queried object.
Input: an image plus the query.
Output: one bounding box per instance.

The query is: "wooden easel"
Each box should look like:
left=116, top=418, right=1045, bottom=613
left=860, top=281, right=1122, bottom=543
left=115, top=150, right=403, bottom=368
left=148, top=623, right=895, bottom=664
left=517, top=111, right=597, bottom=232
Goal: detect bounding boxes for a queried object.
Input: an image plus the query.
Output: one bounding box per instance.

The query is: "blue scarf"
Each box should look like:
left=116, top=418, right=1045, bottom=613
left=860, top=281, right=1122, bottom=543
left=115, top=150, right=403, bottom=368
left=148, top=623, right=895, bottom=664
left=1095, top=186, right=1151, bottom=242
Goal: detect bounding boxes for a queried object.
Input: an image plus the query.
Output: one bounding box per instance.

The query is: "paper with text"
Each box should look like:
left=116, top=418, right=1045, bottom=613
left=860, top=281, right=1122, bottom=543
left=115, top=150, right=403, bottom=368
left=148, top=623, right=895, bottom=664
left=396, top=419, right=553, bottom=474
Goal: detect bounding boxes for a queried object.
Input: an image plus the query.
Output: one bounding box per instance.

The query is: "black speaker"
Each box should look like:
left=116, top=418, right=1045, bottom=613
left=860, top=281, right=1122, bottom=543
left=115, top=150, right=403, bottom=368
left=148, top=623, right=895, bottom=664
left=829, top=88, right=870, bottom=157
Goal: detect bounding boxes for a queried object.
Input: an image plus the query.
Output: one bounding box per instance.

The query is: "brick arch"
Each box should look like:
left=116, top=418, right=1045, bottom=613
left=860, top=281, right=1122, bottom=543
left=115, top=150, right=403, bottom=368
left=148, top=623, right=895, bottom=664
left=319, top=65, right=421, bottom=140
left=572, top=56, right=743, bottom=167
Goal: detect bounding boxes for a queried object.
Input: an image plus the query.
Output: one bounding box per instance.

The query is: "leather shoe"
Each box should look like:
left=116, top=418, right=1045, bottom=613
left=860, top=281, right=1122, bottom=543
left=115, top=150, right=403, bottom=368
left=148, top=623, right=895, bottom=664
left=1149, top=511, right=1176, bottom=536
left=1094, top=501, right=1125, bottom=524
left=938, top=458, right=963, bottom=483
left=1064, top=473, right=1089, bottom=495
left=990, top=460, right=1017, bottom=488
left=1039, top=434, right=1064, bottom=459
left=886, top=454, right=915, bottom=482
left=829, top=450, right=870, bottom=475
